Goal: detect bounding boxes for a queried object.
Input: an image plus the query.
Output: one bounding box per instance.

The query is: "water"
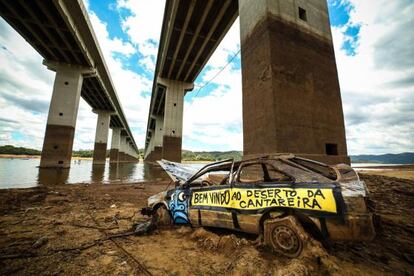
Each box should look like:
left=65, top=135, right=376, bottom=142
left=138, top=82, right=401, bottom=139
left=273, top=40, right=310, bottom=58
left=351, top=163, right=403, bottom=168
left=0, top=158, right=205, bottom=189
left=1, top=159, right=402, bottom=189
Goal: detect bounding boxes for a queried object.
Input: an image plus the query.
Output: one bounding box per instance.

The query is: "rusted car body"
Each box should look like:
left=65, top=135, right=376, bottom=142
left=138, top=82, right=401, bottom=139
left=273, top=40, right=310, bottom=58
left=142, top=155, right=376, bottom=256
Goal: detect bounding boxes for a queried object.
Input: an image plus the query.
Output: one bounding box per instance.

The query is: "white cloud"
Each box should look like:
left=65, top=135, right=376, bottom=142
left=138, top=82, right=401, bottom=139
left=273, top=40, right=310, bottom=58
left=182, top=19, right=242, bottom=151
left=332, top=0, right=414, bottom=154
left=116, top=0, right=165, bottom=72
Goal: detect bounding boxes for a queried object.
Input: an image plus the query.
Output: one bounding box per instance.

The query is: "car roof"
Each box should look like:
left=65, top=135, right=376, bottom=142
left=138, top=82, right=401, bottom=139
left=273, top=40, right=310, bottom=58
left=158, top=155, right=340, bottom=184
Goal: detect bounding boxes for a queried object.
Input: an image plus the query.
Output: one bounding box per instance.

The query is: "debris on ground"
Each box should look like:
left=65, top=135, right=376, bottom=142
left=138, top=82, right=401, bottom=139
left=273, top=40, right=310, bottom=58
left=0, top=175, right=412, bottom=275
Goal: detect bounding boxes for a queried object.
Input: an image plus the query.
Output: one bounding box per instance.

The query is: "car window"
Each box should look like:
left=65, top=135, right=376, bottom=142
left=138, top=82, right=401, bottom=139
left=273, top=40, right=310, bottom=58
left=238, top=164, right=264, bottom=183
left=265, top=164, right=293, bottom=182
left=291, top=158, right=337, bottom=180
left=238, top=163, right=292, bottom=184
left=188, top=170, right=231, bottom=188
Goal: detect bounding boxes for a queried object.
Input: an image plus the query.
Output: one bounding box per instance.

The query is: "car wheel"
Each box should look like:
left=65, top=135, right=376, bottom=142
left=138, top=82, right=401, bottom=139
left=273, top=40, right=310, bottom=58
left=263, top=215, right=306, bottom=258
left=152, top=205, right=173, bottom=227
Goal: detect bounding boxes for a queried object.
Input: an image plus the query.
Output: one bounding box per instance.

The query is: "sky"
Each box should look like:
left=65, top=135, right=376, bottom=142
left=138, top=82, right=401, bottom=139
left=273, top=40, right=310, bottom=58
left=0, top=0, right=413, bottom=155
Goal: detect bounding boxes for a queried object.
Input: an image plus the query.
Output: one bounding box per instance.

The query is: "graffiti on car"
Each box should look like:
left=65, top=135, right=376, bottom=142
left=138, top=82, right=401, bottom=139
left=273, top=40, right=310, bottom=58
left=168, top=189, right=190, bottom=224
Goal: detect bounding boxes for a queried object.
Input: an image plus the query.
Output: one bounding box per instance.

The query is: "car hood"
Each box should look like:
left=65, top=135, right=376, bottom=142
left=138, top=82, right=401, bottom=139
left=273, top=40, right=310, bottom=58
left=157, top=160, right=199, bottom=183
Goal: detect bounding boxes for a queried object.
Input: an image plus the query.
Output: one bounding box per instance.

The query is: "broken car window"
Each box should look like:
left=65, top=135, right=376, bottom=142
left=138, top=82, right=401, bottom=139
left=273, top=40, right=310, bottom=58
left=265, top=164, right=293, bottom=182
left=238, top=164, right=265, bottom=184
left=237, top=163, right=293, bottom=184
left=291, top=158, right=337, bottom=180
left=189, top=170, right=231, bottom=187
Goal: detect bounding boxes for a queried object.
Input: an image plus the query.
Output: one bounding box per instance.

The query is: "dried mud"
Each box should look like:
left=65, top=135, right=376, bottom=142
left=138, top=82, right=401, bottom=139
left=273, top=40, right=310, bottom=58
left=0, top=174, right=413, bottom=275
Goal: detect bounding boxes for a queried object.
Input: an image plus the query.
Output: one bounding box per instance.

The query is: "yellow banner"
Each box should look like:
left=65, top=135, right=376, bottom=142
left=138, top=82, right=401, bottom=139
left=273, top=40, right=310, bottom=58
left=191, top=187, right=337, bottom=213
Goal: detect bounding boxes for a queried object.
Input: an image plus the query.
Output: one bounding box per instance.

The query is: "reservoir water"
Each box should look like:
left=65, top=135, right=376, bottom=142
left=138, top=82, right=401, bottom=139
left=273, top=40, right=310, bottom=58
left=0, top=158, right=401, bottom=189
left=0, top=158, right=205, bottom=189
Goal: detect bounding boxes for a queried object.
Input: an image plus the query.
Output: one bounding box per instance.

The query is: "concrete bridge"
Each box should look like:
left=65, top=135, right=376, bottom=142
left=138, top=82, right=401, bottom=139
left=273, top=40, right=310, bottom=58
left=144, top=0, right=350, bottom=165
left=0, top=0, right=139, bottom=167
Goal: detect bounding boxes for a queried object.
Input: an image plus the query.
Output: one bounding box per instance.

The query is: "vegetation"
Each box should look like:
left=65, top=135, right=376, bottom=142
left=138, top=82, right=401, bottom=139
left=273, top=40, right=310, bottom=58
left=2, top=144, right=413, bottom=164
left=182, top=150, right=242, bottom=161
left=350, top=153, right=414, bottom=164
left=0, top=145, right=41, bottom=155
left=72, top=150, right=94, bottom=158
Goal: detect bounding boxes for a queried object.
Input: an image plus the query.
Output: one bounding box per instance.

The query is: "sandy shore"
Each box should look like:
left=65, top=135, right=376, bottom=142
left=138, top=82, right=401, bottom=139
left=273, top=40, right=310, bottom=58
left=0, top=173, right=413, bottom=275
left=356, top=165, right=414, bottom=181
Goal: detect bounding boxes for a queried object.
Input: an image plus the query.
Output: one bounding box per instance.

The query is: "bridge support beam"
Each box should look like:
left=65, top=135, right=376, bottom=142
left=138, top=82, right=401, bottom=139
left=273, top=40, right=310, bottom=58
left=110, top=128, right=121, bottom=163
left=118, top=135, right=126, bottom=162
left=158, top=78, right=193, bottom=162
left=40, top=62, right=93, bottom=168
left=239, top=0, right=349, bottom=164
left=92, top=110, right=111, bottom=165
left=145, top=116, right=164, bottom=162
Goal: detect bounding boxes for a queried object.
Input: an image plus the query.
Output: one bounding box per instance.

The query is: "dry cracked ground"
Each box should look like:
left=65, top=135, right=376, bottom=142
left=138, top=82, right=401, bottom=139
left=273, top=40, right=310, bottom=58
left=0, top=174, right=413, bottom=275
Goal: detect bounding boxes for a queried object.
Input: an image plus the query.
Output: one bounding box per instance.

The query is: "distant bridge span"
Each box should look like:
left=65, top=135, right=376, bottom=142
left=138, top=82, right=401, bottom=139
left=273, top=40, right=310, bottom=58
left=145, top=0, right=350, bottom=164
left=0, top=0, right=139, bottom=167
left=144, top=0, right=238, bottom=162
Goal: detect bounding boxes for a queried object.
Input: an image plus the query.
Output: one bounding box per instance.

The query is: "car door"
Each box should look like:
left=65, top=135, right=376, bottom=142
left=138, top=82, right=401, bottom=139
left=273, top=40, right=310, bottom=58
left=233, top=161, right=294, bottom=234
left=188, top=183, right=235, bottom=229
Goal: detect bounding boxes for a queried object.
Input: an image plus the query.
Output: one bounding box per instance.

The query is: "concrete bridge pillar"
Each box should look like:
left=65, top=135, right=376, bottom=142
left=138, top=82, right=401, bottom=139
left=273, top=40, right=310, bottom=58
left=239, top=0, right=349, bottom=164
left=118, top=135, right=126, bottom=162
left=145, top=115, right=163, bottom=162
left=125, top=139, right=133, bottom=162
left=92, top=110, right=111, bottom=165
left=153, top=115, right=164, bottom=160
left=40, top=62, right=94, bottom=168
left=158, top=77, right=193, bottom=162
left=110, top=127, right=121, bottom=163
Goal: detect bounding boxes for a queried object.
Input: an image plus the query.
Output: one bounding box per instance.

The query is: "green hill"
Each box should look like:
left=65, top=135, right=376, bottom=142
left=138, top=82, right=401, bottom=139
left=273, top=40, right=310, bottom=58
left=2, top=144, right=412, bottom=164
left=0, top=145, right=41, bottom=155
left=350, top=152, right=414, bottom=164
left=182, top=150, right=242, bottom=161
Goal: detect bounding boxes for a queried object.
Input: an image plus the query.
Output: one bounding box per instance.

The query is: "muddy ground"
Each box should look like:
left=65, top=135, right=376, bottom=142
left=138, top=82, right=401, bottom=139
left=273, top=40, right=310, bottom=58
left=0, top=174, right=413, bottom=275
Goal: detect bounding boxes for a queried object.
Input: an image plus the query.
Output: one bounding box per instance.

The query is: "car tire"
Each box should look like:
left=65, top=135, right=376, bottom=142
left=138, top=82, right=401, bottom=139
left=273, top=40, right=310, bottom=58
left=263, top=215, right=307, bottom=258
left=152, top=205, right=173, bottom=227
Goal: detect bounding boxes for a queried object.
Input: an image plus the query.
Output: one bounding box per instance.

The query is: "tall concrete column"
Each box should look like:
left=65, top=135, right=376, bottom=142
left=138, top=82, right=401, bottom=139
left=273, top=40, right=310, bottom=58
left=119, top=135, right=126, bottom=162
left=144, top=116, right=164, bottom=162
left=124, top=137, right=131, bottom=162
left=153, top=115, right=164, bottom=160
left=239, top=0, right=349, bottom=164
left=92, top=110, right=111, bottom=165
left=110, top=128, right=121, bottom=163
left=40, top=62, right=94, bottom=168
left=158, top=78, right=193, bottom=162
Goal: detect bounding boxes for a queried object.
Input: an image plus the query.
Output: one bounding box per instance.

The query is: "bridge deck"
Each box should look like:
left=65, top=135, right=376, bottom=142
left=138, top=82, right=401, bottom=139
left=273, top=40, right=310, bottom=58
left=0, top=0, right=137, bottom=148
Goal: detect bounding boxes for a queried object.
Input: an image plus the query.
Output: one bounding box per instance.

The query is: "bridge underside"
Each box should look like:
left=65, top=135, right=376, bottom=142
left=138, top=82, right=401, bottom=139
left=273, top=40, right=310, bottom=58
left=144, top=0, right=238, bottom=161
left=0, top=0, right=139, bottom=167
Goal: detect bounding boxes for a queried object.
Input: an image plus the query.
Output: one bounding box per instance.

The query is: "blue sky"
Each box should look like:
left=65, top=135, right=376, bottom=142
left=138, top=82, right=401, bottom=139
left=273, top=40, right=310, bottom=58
left=0, top=0, right=413, bottom=155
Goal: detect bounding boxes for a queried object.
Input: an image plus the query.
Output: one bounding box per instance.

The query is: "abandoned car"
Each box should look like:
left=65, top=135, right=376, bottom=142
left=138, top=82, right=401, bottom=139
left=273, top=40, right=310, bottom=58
left=141, top=155, right=376, bottom=257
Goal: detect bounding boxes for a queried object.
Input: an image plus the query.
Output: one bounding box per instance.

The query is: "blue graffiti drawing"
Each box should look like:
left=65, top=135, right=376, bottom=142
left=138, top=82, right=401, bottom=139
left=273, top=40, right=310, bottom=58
left=168, top=189, right=189, bottom=224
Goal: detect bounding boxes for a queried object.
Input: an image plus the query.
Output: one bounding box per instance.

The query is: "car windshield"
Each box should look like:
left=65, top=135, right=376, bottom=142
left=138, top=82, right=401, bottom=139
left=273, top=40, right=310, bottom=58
left=185, top=159, right=238, bottom=186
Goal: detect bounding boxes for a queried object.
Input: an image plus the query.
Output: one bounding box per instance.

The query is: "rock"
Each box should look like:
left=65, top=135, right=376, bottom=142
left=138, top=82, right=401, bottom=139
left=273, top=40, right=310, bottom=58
left=32, top=236, right=48, bottom=249
left=106, top=250, right=117, bottom=256
left=110, top=204, right=117, bottom=208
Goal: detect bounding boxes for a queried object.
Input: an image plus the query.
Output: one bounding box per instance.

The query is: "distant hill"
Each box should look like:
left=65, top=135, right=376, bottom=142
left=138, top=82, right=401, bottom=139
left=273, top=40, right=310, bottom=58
left=2, top=144, right=412, bottom=164
left=0, top=145, right=41, bottom=155
left=350, top=152, right=414, bottom=164
left=182, top=150, right=242, bottom=161
left=0, top=145, right=94, bottom=158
